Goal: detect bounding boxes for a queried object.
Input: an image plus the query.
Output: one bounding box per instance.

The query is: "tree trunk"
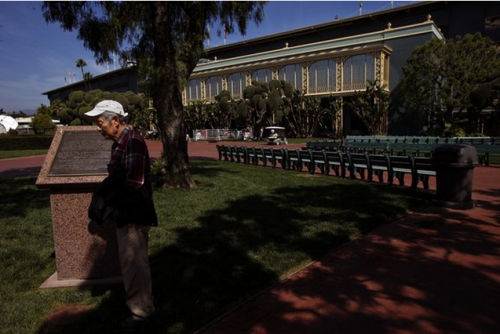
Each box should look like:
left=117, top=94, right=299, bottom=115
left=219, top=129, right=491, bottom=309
left=153, top=3, right=195, bottom=188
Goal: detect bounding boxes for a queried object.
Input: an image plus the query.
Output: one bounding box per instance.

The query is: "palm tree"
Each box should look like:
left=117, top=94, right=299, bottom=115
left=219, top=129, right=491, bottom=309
left=83, top=72, right=93, bottom=90
left=76, top=58, right=88, bottom=90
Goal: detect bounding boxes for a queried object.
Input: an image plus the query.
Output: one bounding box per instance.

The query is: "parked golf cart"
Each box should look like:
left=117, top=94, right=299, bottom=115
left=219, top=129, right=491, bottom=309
left=264, top=126, right=288, bottom=145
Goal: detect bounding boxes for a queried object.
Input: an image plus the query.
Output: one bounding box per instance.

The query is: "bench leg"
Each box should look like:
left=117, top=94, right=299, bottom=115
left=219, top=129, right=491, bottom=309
left=411, top=173, right=418, bottom=189
left=281, top=160, right=287, bottom=169
left=308, top=162, right=315, bottom=174
left=340, top=165, right=347, bottom=179
left=318, top=163, right=325, bottom=175
left=395, top=172, right=405, bottom=186
left=376, top=170, right=384, bottom=183
left=420, top=175, right=430, bottom=189
left=333, top=165, right=341, bottom=177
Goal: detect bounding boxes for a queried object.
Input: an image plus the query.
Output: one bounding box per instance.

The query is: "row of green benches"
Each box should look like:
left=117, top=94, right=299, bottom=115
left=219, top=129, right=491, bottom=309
left=216, top=145, right=436, bottom=189
left=304, top=140, right=499, bottom=166
left=344, top=135, right=500, bottom=145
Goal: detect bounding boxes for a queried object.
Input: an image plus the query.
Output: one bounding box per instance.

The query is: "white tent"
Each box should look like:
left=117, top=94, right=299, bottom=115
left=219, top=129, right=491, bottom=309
left=0, top=115, right=19, bottom=134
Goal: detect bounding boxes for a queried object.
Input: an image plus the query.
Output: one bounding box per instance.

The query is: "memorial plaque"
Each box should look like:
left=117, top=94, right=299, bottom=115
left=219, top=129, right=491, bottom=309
left=49, top=130, right=112, bottom=176
left=36, top=126, right=122, bottom=286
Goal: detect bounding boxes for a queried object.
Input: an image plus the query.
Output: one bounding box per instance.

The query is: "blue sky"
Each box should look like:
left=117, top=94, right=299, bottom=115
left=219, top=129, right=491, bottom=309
left=0, top=1, right=416, bottom=113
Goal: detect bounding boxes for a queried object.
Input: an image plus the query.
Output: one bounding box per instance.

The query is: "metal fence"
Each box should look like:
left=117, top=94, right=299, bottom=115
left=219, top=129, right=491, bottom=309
left=192, top=129, right=251, bottom=141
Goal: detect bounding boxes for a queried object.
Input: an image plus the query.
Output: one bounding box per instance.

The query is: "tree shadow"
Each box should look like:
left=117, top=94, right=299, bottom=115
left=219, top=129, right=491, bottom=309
left=0, top=166, right=41, bottom=179
left=144, top=182, right=429, bottom=333
left=197, top=205, right=500, bottom=334
left=0, top=175, right=50, bottom=218
left=35, top=179, right=430, bottom=334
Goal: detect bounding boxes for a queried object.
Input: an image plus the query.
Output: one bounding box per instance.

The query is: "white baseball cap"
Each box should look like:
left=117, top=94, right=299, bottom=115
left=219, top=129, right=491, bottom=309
left=84, top=100, right=129, bottom=117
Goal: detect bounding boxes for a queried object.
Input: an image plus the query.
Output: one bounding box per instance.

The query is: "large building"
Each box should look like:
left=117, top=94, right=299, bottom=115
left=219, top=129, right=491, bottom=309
left=42, top=66, right=139, bottom=105
left=42, top=1, right=500, bottom=135
left=188, top=19, right=442, bottom=135
left=186, top=1, right=500, bottom=135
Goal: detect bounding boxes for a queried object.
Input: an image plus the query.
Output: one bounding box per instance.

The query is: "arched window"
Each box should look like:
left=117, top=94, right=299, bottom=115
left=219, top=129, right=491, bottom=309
left=227, top=72, right=246, bottom=99
left=343, top=54, right=375, bottom=91
left=186, top=79, right=201, bottom=103
left=308, top=59, right=336, bottom=94
left=279, top=64, right=303, bottom=91
left=252, top=68, right=272, bottom=83
left=206, top=76, right=222, bottom=101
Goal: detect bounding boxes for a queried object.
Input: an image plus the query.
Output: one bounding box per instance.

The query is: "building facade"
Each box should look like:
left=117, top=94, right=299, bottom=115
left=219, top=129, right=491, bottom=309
left=41, top=1, right=500, bottom=136
left=186, top=19, right=442, bottom=135
left=184, top=1, right=500, bottom=136
left=43, top=66, right=139, bottom=105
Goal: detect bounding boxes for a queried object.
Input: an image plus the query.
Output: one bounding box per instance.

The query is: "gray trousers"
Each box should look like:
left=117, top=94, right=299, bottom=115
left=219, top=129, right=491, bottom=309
left=116, top=224, right=155, bottom=318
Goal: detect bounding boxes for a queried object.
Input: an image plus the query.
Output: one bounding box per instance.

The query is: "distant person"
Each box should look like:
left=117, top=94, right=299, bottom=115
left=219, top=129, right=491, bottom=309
left=86, top=100, right=158, bottom=329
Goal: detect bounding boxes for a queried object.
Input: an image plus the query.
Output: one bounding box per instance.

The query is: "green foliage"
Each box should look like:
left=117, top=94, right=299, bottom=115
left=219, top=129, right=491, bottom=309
left=244, top=86, right=257, bottom=100
left=84, top=93, right=95, bottom=104
left=42, top=1, right=267, bottom=187
left=0, top=149, right=48, bottom=159
left=238, top=101, right=248, bottom=118
left=283, top=81, right=294, bottom=99
left=319, top=96, right=340, bottom=137
left=38, top=90, right=150, bottom=133
left=69, top=90, right=84, bottom=103
left=443, top=122, right=467, bottom=137
left=219, top=96, right=230, bottom=114
left=218, top=90, right=231, bottom=99
left=187, top=79, right=341, bottom=139
left=251, top=94, right=262, bottom=108
left=269, top=79, right=281, bottom=91
left=470, top=72, right=500, bottom=108
left=348, top=80, right=389, bottom=135
left=89, top=89, right=103, bottom=97
left=78, top=104, right=92, bottom=119
left=70, top=118, right=82, bottom=126
left=76, top=58, right=91, bottom=90
left=0, top=136, right=53, bottom=150
left=30, top=113, right=56, bottom=134
left=110, top=93, right=130, bottom=111
left=125, top=91, right=141, bottom=105
left=184, top=100, right=210, bottom=131
left=401, top=33, right=500, bottom=134
left=267, top=90, right=282, bottom=111
left=285, top=90, right=317, bottom=138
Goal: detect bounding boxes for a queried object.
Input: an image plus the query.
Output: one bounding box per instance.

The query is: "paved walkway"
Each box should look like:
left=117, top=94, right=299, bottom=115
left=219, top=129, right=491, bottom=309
left=2, top=141, right=500, bottom=333
left=192, top=144, right=500, bottom=334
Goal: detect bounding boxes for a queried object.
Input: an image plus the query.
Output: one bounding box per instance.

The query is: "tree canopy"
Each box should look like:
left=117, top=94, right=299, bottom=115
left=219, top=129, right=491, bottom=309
left=43, top=1, right=266, bottom=188
left=400, top=33, right=500, bottom=135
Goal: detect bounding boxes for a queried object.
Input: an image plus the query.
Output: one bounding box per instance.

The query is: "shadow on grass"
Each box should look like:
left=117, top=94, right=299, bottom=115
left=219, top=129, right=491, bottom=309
left=36, top=176, right=432, bottom=334
left=0, top=176, right=50, bottom=219
left=207, top=206, right=500, bottom=334
left=189, top=162, right=241, bottom=179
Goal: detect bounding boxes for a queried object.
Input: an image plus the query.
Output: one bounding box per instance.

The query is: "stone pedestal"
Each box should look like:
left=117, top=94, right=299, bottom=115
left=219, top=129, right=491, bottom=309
left=36, top=126, right=121, bottom=287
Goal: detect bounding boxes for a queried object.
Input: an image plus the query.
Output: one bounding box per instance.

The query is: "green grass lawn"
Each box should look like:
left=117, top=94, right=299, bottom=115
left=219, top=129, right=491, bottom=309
left=0, top=149, right=48, bottom=159
left=0, top=160, right=432, bottom=334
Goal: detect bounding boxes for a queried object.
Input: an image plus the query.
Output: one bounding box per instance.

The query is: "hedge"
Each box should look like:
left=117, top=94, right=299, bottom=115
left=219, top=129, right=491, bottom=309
left=0, top=135, right=54, bottom=150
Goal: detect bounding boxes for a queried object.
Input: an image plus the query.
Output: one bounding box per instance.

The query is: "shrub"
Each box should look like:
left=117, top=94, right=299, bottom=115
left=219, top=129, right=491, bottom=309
left=0, top=135, right=53, bottom=150
left=69, top=90, right=85, bottom=103
left=71, top=118, right=82, bottom=126
left=30, top=113, right=56, bottom=134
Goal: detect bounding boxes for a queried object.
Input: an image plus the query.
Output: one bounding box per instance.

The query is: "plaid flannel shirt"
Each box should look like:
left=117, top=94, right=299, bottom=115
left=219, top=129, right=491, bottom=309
left=108, top=127, right=153, bottom=195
